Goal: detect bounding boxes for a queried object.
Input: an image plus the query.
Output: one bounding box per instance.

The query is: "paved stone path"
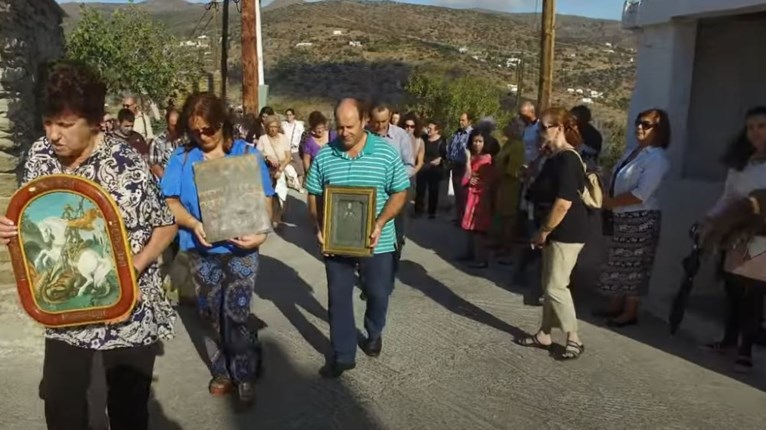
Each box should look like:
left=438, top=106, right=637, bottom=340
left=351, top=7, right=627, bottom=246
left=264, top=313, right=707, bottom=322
left=0, top=194, right=764, bottom=429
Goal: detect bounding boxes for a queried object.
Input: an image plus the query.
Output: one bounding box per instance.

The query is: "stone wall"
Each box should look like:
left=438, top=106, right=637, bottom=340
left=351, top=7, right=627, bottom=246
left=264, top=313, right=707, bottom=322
left=0, top=0, right=65, bottom=289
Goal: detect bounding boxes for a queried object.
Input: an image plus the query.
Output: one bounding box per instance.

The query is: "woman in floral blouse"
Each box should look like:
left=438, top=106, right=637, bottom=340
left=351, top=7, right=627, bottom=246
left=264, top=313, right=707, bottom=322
left=0, top=61, right=178, bottom=430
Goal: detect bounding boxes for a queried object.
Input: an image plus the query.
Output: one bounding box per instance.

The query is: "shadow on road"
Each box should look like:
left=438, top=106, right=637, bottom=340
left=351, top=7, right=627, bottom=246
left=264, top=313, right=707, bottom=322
left=278, top=193, right=324, bottom=263
left=256, top=255, right=330, bottom=357
left=227, top=339, right=383, bottom=430
left=397, top=259, right=526, bottom=339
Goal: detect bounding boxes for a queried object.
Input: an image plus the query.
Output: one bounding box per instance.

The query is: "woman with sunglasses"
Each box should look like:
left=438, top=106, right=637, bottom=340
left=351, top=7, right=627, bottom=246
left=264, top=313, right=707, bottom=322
left=161, top=92, right=275, bottom=406
left=515, top=107, right=589, bottom=359
left=595, top=108, right=671, bottom=327
left=301, top=111, right=336, bottom=176
left=399, top=112, right=425, bottom=176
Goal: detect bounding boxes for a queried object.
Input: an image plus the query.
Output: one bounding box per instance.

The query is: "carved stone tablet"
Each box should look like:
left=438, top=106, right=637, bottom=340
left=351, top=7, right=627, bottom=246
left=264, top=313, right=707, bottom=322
left=193, top=154, right=272, bottom=243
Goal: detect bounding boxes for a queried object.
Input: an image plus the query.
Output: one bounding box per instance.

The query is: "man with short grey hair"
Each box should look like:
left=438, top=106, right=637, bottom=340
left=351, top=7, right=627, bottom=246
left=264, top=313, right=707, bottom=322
left=368, top=104, right=415, bottom=267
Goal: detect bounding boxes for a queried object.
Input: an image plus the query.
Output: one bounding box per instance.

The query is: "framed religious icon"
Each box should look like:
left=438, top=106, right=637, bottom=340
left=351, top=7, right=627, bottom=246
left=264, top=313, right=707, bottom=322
left=322, top=185, right=377, bottom=257
left=194, top=153, right=273, bottom=244
left=5, top=175, right=138, bottom=328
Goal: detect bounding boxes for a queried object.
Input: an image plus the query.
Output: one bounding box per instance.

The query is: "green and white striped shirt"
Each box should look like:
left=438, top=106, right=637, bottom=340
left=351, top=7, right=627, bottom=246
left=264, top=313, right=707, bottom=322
left=306, top=131, right=410, bottom=254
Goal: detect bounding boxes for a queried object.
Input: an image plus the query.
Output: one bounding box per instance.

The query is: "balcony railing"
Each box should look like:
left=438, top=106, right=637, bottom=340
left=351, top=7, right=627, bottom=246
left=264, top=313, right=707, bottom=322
left=622, top=0, right=642, bottom=30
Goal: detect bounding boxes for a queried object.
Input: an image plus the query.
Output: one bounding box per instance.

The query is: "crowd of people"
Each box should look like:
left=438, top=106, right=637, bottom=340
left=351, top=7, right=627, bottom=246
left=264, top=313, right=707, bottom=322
left=0, top=59, right=763, bottom=429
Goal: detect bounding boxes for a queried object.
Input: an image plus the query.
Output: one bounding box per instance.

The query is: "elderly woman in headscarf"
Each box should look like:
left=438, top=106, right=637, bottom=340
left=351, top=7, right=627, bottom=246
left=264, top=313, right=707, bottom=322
left=256, top=114, right=291, bottom=228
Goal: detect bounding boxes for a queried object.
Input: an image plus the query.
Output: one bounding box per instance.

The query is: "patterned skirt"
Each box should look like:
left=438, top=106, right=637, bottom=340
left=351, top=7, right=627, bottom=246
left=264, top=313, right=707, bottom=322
left=599, top=210, right=662, bottom=297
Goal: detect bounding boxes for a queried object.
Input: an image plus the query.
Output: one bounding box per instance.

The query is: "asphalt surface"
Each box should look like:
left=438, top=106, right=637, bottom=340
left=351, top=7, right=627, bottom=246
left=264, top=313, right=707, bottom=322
left=0, top=193, right=764, bottom=430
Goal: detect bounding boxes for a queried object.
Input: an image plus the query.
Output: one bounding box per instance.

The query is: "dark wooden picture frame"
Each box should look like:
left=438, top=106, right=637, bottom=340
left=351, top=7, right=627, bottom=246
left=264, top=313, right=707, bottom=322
left=322, top=185, right=377, bottom=257
left=5, top=175, right=138, bottom=328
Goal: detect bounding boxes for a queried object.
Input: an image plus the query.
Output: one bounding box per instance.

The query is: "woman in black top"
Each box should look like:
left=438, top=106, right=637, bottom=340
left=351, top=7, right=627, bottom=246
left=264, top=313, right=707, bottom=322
left=515, top=107, right=588, bottom=360
left=415, top=120, right=447, bottom=218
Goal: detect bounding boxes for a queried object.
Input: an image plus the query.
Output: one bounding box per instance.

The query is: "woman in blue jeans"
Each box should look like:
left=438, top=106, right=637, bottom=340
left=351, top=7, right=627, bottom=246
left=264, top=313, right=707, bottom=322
left=161, top=92, right=274, bottom=405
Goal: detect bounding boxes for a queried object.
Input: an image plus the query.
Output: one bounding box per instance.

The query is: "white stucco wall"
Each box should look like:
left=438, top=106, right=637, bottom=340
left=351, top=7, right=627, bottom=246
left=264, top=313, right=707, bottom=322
left=625, top=10, right=766, bottom=314
left=632, top=0, right=765, bottom=27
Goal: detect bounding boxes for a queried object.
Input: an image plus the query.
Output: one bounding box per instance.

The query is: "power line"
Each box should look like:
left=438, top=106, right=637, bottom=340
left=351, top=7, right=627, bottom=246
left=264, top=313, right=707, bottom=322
left=189, top=7, right=211, bottom=38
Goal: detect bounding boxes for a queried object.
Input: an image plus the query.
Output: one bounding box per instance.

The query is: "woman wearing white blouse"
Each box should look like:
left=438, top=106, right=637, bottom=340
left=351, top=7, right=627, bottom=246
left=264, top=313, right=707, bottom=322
left=595, top=108, right=671, bottom=327
left=257, top=115, right=292, bottom=228
left=700, top=106, right=765, bottom=373
left=281, top=108, right=305, bottom=188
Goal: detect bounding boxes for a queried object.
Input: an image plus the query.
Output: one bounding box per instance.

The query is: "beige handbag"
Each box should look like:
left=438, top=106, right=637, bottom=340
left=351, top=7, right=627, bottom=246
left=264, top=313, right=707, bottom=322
left=724, top=236, right=766, bottom=281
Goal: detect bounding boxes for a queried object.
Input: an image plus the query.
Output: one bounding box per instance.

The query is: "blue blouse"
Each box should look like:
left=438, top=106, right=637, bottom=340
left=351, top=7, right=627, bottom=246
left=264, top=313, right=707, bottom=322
left=161, top=139, right=275, bottom=254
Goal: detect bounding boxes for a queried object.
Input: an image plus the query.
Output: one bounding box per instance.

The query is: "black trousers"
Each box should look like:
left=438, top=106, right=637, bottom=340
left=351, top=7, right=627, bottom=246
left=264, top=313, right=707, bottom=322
left=722, top=274, right=765, bottom=357
left=41, top=338, right=158, bottom=430
left=415, top=168, right=442, bottom=215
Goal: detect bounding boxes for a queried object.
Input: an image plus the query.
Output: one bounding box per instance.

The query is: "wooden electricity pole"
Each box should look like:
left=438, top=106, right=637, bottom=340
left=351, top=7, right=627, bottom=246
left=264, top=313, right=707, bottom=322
left=537, top=0, right=556, bottom=111
left=515, top=56, right=525, bottom=111
left=211, top=1, right=220, bottom=92
left=220, top=0, right=230, bottom=101
left=241, top=0, right=259, bottom=114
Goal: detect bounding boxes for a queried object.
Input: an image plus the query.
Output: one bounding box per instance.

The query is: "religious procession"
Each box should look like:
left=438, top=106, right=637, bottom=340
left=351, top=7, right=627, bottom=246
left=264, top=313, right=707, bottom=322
left=0, top=0, right=764, bottom=429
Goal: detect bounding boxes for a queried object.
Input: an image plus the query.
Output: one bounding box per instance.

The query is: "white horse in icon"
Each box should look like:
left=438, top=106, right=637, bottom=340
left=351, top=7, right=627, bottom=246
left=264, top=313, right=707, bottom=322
left=34, top=217, right=107, bottom=271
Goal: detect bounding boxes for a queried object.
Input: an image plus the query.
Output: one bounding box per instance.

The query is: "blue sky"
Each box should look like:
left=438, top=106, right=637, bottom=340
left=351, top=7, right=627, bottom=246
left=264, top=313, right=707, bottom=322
left=57, top=0, right=624, bottom=20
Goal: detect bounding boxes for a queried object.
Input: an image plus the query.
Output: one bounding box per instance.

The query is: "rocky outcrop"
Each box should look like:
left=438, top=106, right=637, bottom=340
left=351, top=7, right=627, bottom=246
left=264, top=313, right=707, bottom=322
left=0, top=0, right=65, bottom=289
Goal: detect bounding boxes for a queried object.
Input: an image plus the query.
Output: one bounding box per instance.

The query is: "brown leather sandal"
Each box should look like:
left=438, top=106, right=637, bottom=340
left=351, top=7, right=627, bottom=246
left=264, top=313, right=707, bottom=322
left=208, top=376, right=234, bottom=396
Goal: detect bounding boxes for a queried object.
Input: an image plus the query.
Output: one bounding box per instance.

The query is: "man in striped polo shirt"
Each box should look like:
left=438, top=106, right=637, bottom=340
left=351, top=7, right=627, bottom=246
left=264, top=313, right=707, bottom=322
left=306, top=98, right=410, bottom=378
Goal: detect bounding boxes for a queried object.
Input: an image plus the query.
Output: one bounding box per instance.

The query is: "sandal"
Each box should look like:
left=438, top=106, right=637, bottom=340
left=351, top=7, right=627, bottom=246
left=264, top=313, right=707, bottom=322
left=514, top=334, right=552, bottom=350
left=701, top=341, right=733, bottom=354
left=561, top=341, right=585, bottom=360
left=208, top=376, right=234, bottom=396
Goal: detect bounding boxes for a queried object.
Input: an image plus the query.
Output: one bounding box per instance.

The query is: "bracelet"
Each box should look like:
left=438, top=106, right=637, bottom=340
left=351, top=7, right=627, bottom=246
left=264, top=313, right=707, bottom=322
left=540, top=225, right=555, bottom=233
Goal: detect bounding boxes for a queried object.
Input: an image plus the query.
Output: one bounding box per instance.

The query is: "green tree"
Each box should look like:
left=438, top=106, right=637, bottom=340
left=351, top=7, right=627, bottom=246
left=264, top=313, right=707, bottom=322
left=66, top=5, right=202, bottom=105
left=404, top=69, right=508, bottom=129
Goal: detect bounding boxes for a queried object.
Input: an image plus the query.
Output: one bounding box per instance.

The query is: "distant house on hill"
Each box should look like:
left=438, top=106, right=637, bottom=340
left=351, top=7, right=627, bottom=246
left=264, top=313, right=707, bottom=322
left=295, top=42, right=313, bottom=48
left=458, top=46, right=468, bottom=53
left=349, top=41, right=362, bottom=48
left=332, top=30, right=343, bottom=36
left=622, top=0, right=765, bottom=302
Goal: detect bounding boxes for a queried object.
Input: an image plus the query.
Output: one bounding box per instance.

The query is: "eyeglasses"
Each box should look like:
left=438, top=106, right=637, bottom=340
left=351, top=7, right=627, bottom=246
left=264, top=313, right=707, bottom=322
left=404, top=123, right=416, bottom=129
left=538, top=123, right=558, bottom=133
left=635, top=120, right=656, bottom=130
left=191, top=126, right=218, bottom=137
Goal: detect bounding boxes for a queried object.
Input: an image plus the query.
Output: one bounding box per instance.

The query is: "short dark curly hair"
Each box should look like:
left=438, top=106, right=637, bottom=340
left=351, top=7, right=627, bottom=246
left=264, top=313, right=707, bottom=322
left=41, top=60, right=106, bottom=126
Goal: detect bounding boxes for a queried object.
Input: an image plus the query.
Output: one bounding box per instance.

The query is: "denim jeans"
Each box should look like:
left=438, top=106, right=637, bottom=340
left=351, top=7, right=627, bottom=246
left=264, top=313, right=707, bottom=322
left=325, top=252, right=395, bottom=363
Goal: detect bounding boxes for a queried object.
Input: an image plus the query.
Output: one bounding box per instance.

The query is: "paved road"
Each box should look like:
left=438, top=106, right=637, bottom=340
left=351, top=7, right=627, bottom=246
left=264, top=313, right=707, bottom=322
left=0, top=194, right=764, bottom=429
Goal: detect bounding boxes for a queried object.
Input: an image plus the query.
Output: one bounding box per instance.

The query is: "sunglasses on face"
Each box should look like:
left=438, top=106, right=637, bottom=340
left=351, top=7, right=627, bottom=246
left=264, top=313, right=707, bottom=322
left=635, top=120, right=656, bottom=130
left=191, top=126, right=218, bottom=137
left=538, top=123, right=558, bottom=133
left=404, top=123, right=416, bottom=129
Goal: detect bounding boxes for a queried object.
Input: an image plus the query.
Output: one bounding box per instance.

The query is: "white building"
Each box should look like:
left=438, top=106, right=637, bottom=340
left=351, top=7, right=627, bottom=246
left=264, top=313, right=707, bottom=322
left=332, top=30, right=343, bottom=36
left=349, top=41, right=362, bottom=48
left=581, top=97, right=594, bottom=104
left=622, top=0, right=765, bottom=303
left=458, top=46, right=469, bottom=53
left=295, top=42, right=313, bottom=48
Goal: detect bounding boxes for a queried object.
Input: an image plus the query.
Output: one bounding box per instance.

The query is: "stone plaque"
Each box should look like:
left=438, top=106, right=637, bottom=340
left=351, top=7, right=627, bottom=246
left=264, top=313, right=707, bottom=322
left=322, top=185, right=376, bottom=257
left=193, top=154, right=272, bottom=243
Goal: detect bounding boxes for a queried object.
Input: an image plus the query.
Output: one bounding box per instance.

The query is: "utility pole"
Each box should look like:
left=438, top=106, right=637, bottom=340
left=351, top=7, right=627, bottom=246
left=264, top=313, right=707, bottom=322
left=537, top=0, right=556, bottom=111
left=209, top=1, right=220, bottom=94
left=220, top=0, right=229, bottom=101
left=515, top=56, right=525, bottom=111
left=241, top=0, right=259, bottom=114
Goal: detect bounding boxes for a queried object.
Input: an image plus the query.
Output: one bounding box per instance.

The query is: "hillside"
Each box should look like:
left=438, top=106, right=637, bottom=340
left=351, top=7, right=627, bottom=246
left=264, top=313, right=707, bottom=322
left=60, top=0, right=636, bottom=125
